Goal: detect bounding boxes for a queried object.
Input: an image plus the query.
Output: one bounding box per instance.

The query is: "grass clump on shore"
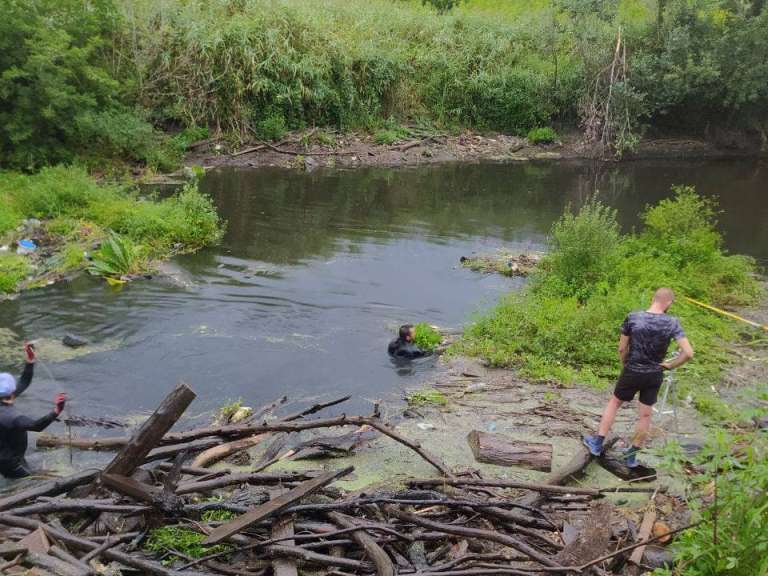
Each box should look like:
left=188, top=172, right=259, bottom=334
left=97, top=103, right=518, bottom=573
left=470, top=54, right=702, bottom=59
left=457, top=187, right=761, bottom=418
left=0, top=165, right=223, bottom=291
left=413, top=323, right=442, bottom=351
left=527, top=127, right=557, bottom=145
left=406, top=388, right=448, bottom=407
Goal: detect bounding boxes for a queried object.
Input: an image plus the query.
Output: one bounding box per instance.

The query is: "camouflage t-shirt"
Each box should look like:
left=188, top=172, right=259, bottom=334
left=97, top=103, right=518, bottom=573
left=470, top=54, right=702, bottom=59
left=620, top=311, right=685, bottom=373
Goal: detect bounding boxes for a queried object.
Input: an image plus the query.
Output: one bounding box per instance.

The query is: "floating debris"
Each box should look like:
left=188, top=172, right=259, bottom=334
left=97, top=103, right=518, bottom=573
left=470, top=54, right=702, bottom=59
left=460, top=250, right=542, bottom=277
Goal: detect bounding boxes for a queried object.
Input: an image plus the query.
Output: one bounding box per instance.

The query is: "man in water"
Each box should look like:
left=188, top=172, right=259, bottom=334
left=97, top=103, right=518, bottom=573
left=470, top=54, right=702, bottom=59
left=388, top=324, right=429, bottom=359
left=0, top=343, right=66, bottom=478
left=583, top=288, right=694, bottom=467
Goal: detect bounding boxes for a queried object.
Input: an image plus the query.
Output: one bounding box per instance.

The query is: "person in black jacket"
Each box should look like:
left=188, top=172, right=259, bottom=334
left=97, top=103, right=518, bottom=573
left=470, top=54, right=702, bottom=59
left=0, top=343, right=66, bottom=478
left=388, top=324, right=429, bottom=360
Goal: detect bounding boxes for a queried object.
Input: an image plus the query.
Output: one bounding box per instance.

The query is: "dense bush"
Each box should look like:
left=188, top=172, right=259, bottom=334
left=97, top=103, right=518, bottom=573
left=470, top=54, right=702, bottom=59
left=0, top=0, right=167, bottom=170
left=0, top=166, right=224, bottom=290
left=527, top=127, right=558, bottom=144
left=2, top=1, right=766, bottom=166
left=655, top=430, right=768, bottom=576
left=458, top=188, right=760, bottom=398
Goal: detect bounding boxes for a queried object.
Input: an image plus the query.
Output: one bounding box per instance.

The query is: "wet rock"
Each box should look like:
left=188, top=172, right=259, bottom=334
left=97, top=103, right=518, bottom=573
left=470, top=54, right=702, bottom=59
left=304, top=156, right=319, bottom=172
left=643, top=545, right=674, bottom=569
left=62, top=334, right=88, bottom=348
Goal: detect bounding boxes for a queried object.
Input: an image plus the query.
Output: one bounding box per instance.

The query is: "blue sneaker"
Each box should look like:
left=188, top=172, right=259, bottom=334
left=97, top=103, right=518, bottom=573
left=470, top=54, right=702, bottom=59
left=582, top=435, right=604, bottom=457
left=624, top=447, right=640, bottom=468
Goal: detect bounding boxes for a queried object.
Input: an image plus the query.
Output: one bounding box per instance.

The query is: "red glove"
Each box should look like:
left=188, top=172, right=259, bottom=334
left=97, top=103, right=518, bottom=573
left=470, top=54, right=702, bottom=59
left=24, top=341, right=36, bottom=363
left=54, top=393, right=67, bottom=416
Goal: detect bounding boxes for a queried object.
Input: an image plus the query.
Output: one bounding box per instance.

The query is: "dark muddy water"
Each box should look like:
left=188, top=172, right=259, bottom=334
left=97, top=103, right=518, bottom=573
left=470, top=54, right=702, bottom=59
left=0, top=160, right=766, bottom=452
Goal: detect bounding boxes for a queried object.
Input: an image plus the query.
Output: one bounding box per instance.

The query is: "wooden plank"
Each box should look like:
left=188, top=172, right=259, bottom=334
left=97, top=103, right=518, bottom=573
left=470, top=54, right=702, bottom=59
left=103, top=383, right=196, bottom=477
left=192, top=434, right=268, bottom=468
left=0, top=470, right=99, bottom=512
left=629, top=507, right=657, bottom=565
left=203, top=466, right=354, bottom=545
left=467, top=430, right=552, bottom=472
left=102, top=473, right=160, bottom=504
left=271, top=516, right=298, bottom=576
left=328, top=511, right=395, bottom=576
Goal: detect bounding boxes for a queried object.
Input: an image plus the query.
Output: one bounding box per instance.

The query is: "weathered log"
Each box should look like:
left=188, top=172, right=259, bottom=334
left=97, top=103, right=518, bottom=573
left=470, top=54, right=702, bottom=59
left=409, top=477, right=600, bottom=496
left=25, top=552, right=87, bottom=576
left=547, top=444, right=592, bottom=486
left=0, top=515, right=215, bottom=576
left=597, top=449, right=656, bottom=481
left=8, top=498, right=149, bottom=517
left=328, top=511, right=395, bottom=576
left=50, top=545, right=94, bottom=576
left=467, top=430, right=552, bottom=472
left=0, top=543, right=27, bottom=557
left=0, top=469, right=99, bottom=511
left=271, top=517, right=298, bottom=576
left=176, top=471, right=313, bottom=495
left=145, top=438, right=223, bottom=463
left=42, top=414, right=451, bottom=476
left=383, top=505, right=561, bottom=568
left=265, top=544, right=373, bottom=570
left=103, top=383, right=196, bottom=477
left=629, top=507, right=657, bottom=565
left=204, top=466, right=354, bottom=544
left=102, top=473, right=159, bottom=503
left=192, top=434, right=268, bottom=468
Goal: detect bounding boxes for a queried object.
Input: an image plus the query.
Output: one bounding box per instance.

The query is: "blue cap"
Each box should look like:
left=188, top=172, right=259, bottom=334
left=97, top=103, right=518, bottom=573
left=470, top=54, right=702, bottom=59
left=0, top=373, right=16, bottom=398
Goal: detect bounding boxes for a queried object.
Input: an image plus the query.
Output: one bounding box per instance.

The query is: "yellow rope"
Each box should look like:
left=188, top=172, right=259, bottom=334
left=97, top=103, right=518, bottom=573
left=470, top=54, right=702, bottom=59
left=684, top=296, right=767, bottom=331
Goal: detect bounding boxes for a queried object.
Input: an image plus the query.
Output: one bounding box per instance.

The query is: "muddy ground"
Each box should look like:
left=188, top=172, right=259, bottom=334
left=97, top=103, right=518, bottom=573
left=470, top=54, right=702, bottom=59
left=165, top=129, right=767, bottom=180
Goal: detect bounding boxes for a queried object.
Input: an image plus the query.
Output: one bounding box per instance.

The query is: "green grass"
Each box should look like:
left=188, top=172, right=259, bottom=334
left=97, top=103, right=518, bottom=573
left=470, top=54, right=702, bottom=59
left=0, top=165, right=224, bottom=291
left=527, top=127, right=557, bottom=144
left=0, top=253, right=30, bottom=293
left=145, top=526, right=231, bottom=564
left=406, top=388, right=448, bottom=407
left=654, top=429, right=768, bottom=576
left=413, top=323, right=442, bottom=351
left=456, top=188, right=762, bottom=418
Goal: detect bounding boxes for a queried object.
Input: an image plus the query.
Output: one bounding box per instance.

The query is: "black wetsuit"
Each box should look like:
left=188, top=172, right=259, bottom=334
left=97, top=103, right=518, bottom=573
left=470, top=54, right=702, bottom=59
left=388, top=338, right=428, bottom=359
left=0, top=363, right=58, bottom=478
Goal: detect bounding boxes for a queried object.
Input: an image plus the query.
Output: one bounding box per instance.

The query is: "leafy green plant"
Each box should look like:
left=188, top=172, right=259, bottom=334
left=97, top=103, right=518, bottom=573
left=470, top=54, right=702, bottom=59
left=413, top=323, right=442, bottom=351
left=216, top=398, right=243, bottom=422
left=256, top=113, right=287, bottom=142
left=406, top=388, right=448, bottom=407
left=654, top=430, right=768, bottom=576
left=457, top=188, right=761, bottom=402
left=145, top=526, right=231, bottom=563
left=201, top=509, right=236, bottom=523
left=0, top=253, right=29, bottom=293
left=527, top=127, right=557, bottom=144
left=373, top=128, right=409, bottom=145
left=87, top=232, right=143, bottom=279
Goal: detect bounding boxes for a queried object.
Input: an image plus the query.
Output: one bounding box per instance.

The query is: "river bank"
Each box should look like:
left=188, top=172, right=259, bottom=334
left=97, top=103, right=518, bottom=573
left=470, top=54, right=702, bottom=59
left=173, top=128, right=767, bottom=176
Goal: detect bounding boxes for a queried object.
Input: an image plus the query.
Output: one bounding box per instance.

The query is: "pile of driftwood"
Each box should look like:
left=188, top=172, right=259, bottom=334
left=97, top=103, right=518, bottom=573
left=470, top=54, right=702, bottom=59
left=0, top=383, right=686, bottom=576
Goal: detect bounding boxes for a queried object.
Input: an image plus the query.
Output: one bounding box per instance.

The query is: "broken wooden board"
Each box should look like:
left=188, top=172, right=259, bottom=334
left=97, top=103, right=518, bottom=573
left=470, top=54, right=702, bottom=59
left=467, top=430, right=552, bottom=472
left=203, top=466, right=354, bottom=544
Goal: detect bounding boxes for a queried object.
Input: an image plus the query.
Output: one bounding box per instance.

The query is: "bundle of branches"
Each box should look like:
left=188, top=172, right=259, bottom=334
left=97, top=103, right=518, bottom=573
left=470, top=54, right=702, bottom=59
left=0, top=383, right=688, bottom=576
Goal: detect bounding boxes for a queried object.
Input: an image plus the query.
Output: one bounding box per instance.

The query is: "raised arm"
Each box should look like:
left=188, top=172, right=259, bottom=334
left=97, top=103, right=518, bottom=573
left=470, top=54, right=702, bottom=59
left=661, top=337, right=694, bottom=370
left=14, top=343, right=36, bottom=398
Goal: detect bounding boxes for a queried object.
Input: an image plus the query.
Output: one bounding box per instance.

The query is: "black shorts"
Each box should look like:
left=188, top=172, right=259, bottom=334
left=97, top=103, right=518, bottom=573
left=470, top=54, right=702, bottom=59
left=613, top=369, right=664, bottom=405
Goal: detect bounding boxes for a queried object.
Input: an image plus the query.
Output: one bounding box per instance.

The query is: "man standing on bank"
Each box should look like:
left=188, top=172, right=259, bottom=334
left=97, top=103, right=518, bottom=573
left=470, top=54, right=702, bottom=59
left=583, top=288, right=694, bottom=467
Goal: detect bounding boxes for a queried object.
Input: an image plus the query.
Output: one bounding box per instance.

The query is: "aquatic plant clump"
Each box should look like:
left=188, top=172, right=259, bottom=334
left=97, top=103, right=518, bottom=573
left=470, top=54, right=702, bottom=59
left=145, top=525, right=231, bottom=563
left=457, top=187, right=761, bottom=417
left=406, top=388, right=448, bottom=407
left=0, top=166, right=224, bottom=291
left=413, top=323, right=442, bottom=351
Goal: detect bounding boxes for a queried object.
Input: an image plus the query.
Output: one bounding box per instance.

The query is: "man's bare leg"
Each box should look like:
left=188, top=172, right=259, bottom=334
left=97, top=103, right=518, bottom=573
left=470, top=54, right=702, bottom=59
left=598, top=395, right=624, bottom=437
left=631, top=401, right=653, bottom=448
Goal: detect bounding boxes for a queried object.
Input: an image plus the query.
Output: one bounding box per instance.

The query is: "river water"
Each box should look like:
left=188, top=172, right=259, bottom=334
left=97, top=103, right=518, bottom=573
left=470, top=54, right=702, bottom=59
left=0, top=160, right=766, bottom=439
